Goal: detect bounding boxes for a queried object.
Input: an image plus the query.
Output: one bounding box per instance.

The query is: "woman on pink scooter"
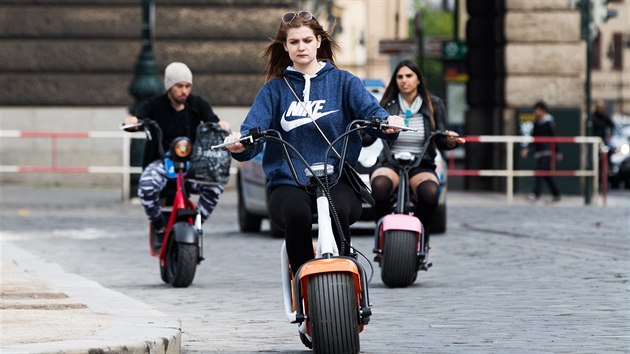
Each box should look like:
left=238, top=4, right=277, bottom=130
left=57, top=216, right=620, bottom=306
left=369, top=60, right=464, bottom=229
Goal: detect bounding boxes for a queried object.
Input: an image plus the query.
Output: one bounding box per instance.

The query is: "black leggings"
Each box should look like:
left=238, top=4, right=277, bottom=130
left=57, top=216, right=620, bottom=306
left=371, top=175, right=439, bottom=227
left=268, top=182, right=362, bottom=274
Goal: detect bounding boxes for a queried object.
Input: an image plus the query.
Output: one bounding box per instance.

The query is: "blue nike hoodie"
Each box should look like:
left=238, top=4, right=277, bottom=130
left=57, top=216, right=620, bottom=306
left=233, top=61, right=395, bottom=189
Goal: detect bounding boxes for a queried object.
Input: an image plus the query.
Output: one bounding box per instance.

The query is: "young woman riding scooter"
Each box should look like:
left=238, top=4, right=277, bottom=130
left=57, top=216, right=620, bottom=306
left=224, top=10, right=403, bottom=277
left=223, top=10, right=403, bottom=353
left=368, top=60, right=464, bottom=241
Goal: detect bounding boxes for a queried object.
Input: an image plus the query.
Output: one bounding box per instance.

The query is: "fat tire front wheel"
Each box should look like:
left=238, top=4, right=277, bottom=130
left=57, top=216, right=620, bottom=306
left=307, top=272, right=360, bottom=354
left=380, top=230, right=418, bottom=288
left=167, top=240, right=198, bottom=288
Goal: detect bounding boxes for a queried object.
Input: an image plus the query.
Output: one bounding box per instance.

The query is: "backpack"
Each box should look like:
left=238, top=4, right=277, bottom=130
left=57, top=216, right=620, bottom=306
left=188, top=122, right=231, bottom=184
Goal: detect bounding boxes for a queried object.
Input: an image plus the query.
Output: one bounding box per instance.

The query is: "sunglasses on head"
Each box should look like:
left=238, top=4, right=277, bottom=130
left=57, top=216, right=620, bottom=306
left=282, top=10, right=313, bottom=23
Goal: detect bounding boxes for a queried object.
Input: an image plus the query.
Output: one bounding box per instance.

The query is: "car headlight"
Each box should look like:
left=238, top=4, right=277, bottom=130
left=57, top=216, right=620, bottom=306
left=619, top=144, right=630, bottom=156
left=172, top=137, right=192, bottom=158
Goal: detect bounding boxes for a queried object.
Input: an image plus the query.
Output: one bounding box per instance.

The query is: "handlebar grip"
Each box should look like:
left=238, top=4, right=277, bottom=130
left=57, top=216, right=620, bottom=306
left=211, top=127, right=268, bottom=150
left=211, top=135, right=255, bottom=150
left=119, top=123, right=142, bottom=130
left=354, top=118, right=417, bottom=132
left=381, top=123, right=417, bottom=132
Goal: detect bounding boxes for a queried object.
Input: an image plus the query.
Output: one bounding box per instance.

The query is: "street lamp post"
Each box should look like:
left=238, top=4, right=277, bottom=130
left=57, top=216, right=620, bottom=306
left=128, top=0, right=163, bottom=198
left=581, top=0, right=593, bottom=205
left=414, top=11, right=424, bottom=74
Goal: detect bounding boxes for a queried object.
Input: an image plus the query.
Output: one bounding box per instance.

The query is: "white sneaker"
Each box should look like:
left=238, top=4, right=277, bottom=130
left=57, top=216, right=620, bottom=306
left=547, top=196, right=561, bottom=205
left=525, top=194, right=539, bottom=204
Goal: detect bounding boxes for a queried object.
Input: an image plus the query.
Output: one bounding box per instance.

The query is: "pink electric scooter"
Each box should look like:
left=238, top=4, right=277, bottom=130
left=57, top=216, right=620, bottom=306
left=373, top=132, right=449, bottom=288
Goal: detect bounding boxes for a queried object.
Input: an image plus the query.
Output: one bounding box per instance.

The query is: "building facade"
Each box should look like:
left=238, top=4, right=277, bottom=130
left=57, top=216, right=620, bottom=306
left=3, top=0, right=625, bottom=189
left=0, top=0, right=405, bottom=187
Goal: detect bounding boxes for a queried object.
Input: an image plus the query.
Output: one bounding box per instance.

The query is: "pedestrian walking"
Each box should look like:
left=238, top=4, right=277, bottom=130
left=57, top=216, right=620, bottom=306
left=592, top=99, right=615, bottom=146
left=520, top=101, right=562, bottom=204
left=592, top=98, right=616, bottom=183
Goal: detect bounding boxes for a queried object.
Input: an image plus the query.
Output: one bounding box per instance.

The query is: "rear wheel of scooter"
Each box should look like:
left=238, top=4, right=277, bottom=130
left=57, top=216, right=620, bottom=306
left=166, top=239, right=198, bottom=288
left=307, top=272, right=360, bottom=354
left=381, top=230, right=418, bottom=288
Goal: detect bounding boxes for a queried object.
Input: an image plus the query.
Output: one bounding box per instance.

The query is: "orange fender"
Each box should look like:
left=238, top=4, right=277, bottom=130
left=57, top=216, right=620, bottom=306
left=297, top=258, right=366, bottom=333
left=297, top=258, right=360, bottom=279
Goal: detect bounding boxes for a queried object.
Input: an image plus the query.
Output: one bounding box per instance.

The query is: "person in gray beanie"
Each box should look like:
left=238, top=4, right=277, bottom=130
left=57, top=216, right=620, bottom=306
left=123, top=62, right=230, bottom=252
left=163, top=62, right=193, bottom=92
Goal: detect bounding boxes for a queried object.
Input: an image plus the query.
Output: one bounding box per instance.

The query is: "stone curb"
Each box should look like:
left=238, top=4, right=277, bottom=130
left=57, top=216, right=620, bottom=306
left=0, top=242, right=181, bottom=354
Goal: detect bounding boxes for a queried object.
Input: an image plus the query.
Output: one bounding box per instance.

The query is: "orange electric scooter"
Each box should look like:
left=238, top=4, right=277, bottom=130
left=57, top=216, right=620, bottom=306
left=214, top=119, right=408, bottom=353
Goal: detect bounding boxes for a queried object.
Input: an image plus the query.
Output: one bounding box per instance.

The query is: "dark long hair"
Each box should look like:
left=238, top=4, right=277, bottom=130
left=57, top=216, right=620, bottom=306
left=262, top=12, right=339, bottom=82
left=380, top=60, right=435, bottom=129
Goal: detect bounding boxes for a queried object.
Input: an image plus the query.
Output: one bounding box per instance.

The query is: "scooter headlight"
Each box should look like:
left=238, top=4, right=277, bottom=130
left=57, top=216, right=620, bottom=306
left=171, top=137, right=192, bottom=158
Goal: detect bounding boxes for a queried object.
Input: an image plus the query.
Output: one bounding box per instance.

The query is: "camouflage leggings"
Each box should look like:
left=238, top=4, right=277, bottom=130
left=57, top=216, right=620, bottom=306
left=138, top=160, right=224, bottom=223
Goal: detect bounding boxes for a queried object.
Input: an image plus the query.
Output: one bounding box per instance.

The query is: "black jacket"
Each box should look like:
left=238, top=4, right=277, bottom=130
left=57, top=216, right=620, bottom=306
left=377, top=95, right=451, bottom=164
left=135, top=94, right=219, bottom=167
left=528, top=114, right=559, bottom=157
left=592, top=110, right=615, bottom=144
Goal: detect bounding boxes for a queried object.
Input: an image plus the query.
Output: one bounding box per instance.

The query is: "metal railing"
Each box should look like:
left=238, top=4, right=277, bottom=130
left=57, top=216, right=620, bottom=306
left=446, top=135, right=605, bottom=205
left=0, top=130, right=144, bottom=200
left=0, top=131, right=606, bottom=205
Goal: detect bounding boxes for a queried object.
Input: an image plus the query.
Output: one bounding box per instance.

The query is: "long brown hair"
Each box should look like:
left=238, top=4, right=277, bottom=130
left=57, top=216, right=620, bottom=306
left=380, top=59, right=435, bottom=129
left=262, top=11, right=340, bottom=82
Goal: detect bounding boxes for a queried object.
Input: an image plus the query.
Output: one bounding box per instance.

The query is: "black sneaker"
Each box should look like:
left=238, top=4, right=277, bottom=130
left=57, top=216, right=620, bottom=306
left=152, top=227, right=165, bottom=253
left=150, top=216, right=166, bottom=252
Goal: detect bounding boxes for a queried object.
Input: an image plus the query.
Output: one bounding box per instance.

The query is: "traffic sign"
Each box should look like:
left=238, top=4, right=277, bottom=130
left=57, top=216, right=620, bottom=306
left=442, top=41, right=468, bottom=61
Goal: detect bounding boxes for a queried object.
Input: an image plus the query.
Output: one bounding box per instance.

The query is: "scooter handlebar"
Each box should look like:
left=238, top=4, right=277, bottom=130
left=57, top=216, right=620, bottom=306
left=380, top=123, right=417, bottom=132
left=119, top=122, right=143, bottom=130
left=210, top=127, right=270, bottom=150
left=120, top=119, right=161, bottom=144
left=211, top=135, right=255, bottom=150
left=352, top=117, right=417, bottom=132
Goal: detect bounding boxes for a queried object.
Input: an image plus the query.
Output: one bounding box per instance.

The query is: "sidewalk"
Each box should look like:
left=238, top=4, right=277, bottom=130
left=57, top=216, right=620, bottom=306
left=0, top=242, right=181, bottom=354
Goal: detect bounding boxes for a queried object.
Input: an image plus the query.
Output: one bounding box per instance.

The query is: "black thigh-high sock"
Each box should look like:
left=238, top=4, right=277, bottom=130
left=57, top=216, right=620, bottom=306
left=370, top=175, right=394, bottom=221
left=414, top=180, right=439, bottom=227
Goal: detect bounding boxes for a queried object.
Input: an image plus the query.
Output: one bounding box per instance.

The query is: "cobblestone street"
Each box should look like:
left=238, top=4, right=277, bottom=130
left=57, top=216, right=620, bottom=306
left=1, top=186, right=628, bottom=353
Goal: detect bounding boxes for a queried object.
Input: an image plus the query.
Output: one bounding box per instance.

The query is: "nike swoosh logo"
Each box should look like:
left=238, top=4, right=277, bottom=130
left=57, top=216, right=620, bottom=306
left=280, top=109, right=339, bottom=131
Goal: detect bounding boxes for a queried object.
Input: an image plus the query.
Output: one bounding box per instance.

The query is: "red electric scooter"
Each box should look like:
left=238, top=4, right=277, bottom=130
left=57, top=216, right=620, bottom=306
left=122, top=119, right=205, bottom=288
